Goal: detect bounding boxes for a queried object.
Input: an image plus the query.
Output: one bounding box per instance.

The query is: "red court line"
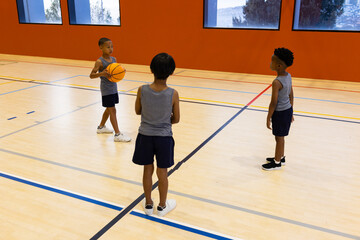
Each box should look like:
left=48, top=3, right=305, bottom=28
left=1, top=59, right=360, bottom=94
left=247, top=84, right=272, bottom=106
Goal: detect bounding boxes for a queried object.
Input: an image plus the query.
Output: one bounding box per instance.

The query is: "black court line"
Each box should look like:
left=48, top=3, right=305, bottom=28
left=90, top=85, right=271, bottom=239
left=2, top=78, right=359, bottom=238
left=1, top=77, right=358, bottom=126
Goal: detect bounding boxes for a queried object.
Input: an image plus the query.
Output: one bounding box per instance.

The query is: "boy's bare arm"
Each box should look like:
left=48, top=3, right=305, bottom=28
left=289, top=87, right=294, bottom=122
left=267, top=80, right=281, bottom=129
left=289, top=87, right=294, bottom=107
left=171, top=90, right=180, bottom=124
left=135, top=87, right=142, bottom=115
left=89, top=60, right=111, bottom=79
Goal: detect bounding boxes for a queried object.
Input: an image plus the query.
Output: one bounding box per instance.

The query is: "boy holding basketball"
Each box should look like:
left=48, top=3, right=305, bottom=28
left=90, top=37, right=131, bottom=142
left=262, top=48, right=294, bottom=171
left=132, top=53, right=180, bottom=217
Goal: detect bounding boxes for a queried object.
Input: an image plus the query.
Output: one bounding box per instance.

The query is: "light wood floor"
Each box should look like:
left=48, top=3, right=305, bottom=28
left=1, top=54, right=360, bottom=240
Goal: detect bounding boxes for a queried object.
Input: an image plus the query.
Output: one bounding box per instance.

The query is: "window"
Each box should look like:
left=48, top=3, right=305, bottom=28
left=293, top=0, right=360, bottom=31
left=16, top=0, right=62, bottom=24
left=204, top=0, right=282, bottom=30
left=68, top=0, right=120, bottom=25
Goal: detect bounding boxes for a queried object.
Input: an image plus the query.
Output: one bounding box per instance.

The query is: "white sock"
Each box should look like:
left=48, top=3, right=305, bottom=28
left=274, top=160, right=281, bottom=164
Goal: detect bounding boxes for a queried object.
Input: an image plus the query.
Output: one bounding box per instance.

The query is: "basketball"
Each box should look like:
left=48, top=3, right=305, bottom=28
left=106, top=63, right=126, bottom=82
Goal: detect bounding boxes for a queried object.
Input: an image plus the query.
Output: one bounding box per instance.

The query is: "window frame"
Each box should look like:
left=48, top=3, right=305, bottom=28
left=67, top=0, right=121, bottom=27
left=203, top=0, right=283, bottom=31
left=292, top=0, right=360, bottom=33
left=16, top=0, right=63, bottom=25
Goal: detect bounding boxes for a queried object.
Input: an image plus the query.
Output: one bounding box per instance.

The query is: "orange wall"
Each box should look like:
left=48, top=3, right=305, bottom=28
left=0, top=0, right=359, bottom=82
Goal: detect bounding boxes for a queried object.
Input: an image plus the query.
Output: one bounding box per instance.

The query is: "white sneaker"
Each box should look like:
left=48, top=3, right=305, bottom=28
left=97, top=126, right=113, bottom=134
left=142, top=199, right=154, bottom=216
left=114, top=133, right=131, bottom=142
left=157, top=199, right=176, bottom=217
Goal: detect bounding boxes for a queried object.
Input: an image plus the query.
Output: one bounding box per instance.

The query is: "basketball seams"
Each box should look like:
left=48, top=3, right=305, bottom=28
left=106, top=63, right=125, bottom=82
left=112, top=70, right=126, bottom=76
left=111, top=64, right=120, bottom=75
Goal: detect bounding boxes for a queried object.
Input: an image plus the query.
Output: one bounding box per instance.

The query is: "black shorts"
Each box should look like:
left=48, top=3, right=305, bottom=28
left=102, top=93, right=119, bottom=107
left=272, top=107, right=293, bottom=137
left=132, top=133, right=175, bottom=168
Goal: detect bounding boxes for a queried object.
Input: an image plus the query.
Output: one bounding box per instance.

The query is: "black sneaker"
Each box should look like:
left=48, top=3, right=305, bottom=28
left=262, top=161, right=282, bottom=171
left=266, top=156, right=285, bottom=165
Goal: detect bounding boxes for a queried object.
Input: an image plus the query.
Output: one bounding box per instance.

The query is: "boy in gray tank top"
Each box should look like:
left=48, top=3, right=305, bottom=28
left=263, top=48, right=294, bottom=171
left=132, top=53, right=180, bottom=217
left=89, top=37, right=131, bottom=142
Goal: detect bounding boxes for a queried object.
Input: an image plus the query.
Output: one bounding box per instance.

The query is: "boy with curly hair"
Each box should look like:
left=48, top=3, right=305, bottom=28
left=262, top=48, right=294, bottom=171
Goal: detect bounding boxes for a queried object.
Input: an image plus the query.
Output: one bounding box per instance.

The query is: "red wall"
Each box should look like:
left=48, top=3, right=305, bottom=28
left=0, top=0, right=359, bottom=82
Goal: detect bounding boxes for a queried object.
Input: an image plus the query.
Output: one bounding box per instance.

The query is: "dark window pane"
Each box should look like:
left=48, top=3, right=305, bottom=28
left=16, top=0, right=62, bottom=24
left=68, top=0, right=120, bottom=25
left=204, top=0, right=282, bottom=30
left=293, top=0, right=360, bottom=31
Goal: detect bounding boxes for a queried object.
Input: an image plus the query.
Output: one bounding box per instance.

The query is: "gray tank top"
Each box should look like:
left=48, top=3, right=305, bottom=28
left=139, top=85, right=174, bottom=136
left=99, top=57, right=118, bottom=96
left=275, top=73, right=292, bottom=111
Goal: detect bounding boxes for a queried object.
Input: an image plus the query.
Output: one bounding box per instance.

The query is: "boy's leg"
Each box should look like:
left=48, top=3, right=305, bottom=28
left=99, top=108, right=110, bottom=127
left=143, top=164, right=154, bottom=205
left=107, top=107, right=120, bottom=134
left=275, top=136, right=285, bottom=162
left=156, top=167, right=168, bottom=207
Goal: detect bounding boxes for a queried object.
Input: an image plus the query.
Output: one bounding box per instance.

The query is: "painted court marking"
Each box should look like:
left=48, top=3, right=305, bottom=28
left=1, top=147, right=359, bottom=239
left=0, top=171, right=240, bottom=240
left=1, top=75, right=359, bottom=122
left=1, top=58, right=360, bottom=94
left=0, top=75, right=83, bottom=96
left=90, top=84, right=272, bottom=239
left=0, top=77, right=358, bottom=139
left=1, top=59, right=359, bottom=239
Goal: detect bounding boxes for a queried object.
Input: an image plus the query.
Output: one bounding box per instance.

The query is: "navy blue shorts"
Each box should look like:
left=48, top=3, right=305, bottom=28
left=102, top=93, right=119, bottom=107
left=132, top=133, right=175, bottom=168
left=272, top=107, right=293, bottom=137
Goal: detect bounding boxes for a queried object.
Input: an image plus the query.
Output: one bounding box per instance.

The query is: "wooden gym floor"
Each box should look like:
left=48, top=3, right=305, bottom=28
left=0, top=54, right=359, bottom=240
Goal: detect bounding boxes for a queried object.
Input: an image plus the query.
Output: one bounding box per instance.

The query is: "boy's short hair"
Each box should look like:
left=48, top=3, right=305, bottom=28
left=98, top=37, right=111, bottom=46
left=274, top=48, right=294, bottom=67
left=150, top=53, right=176, bottom=80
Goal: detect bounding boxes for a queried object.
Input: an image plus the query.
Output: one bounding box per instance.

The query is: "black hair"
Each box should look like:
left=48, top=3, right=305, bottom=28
left=150, top=53, right=176, bottom=80
left=274, top=48, right=294, bottom=67
left=98, top=37, right=111, bottom=46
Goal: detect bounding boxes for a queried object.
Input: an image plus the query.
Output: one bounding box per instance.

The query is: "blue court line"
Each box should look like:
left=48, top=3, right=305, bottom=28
left=0, top=87, right=137, bottom=139
left=180, top=99, right=360, bottom=125
left=90, top=85, right=271, bottom=239
left=6, top=111, right=35, bottom=120
left=3, top=76, right=357, bottom=125
left=119, top=77, right=360, bottom=106
left=1, top=89, right=358, bottom=140
left=1, top=77, right=359, bottom=238
left=0, top=75, right=83, bottom=96
left=282, top=96, right=360, bottom=106
left=2, top=74, right=359, bottom=106
left=0, top=172, right=235, bottom=240
left=1, top=148, right=359, bottom=240
left=0, top=102, right=99, bottom=139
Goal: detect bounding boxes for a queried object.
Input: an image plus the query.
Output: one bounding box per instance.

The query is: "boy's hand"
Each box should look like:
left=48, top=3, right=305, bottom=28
left=292, top=116, right=295, bottom=122
left=266, top=117, right=272, bottom=130
left=101, top=69, right=112, bottom=79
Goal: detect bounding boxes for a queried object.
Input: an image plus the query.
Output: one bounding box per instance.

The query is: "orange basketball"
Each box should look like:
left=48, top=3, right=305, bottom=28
left=106, top=63, right=126, bottom=82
